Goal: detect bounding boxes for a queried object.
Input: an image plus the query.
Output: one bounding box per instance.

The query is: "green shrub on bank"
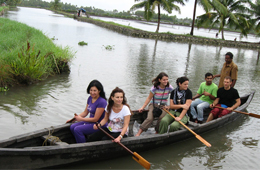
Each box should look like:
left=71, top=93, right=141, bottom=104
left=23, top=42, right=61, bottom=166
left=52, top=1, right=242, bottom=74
left=0, top=18, right=74, bottom=87
left=0, top=6, right=8, bottom=12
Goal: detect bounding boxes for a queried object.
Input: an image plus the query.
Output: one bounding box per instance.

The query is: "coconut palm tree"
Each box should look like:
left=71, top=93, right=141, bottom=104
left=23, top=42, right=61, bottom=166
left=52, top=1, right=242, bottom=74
left=190, top=0, right=212, bottom=35
left=130, top=0, right=187, bottom=33
left=50, top=0, right=61, bottom=10
left=247, top=0, right=260, bottom=35
left=196, top=0, right=250, bottom=40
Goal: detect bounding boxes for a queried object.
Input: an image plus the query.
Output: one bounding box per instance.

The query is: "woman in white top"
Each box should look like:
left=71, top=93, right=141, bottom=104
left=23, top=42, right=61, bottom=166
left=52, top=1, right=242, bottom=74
left=88, top=87, right=132, bottom=143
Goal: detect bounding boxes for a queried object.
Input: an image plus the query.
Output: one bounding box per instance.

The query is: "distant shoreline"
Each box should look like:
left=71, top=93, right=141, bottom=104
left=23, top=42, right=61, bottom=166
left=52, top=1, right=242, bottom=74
left=49, top=9, right=260, bottom=50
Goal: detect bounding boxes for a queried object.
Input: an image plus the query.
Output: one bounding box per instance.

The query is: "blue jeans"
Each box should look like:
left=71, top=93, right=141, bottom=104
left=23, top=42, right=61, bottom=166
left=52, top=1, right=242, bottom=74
left=190, top=99, right=210, bottom=121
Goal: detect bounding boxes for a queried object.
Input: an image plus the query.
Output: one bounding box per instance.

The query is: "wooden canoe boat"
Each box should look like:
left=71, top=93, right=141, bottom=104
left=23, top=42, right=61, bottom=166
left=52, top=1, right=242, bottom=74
left=0, top=91, right=255, bottom=169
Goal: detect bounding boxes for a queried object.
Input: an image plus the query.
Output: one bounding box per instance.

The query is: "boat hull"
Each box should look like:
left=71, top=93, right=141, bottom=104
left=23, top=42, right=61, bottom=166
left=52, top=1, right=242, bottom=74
left=0, top=91, right=255, bottom=169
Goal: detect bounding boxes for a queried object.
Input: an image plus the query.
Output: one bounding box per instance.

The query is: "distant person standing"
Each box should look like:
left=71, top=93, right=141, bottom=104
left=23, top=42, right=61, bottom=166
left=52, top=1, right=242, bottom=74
left=213, top=52, right=238, bottom=88
left=216, top=33, right=218, bottom=38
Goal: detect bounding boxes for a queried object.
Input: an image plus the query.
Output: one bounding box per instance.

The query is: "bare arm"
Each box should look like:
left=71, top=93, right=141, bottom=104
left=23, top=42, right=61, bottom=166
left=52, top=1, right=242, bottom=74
left=138, top=91, right=154, bottom=112
left=231, top=79, right=237, bottom=88
left=210, top=98, right=220, bottom=108
left=213, top=74, right=221, bottom=79
left=114, top=115, right=131, bottom=143
left=93, top=111, right=109, bottom=130
left=227, top=98, right=241, bottom=111
left=203, top=91, right=216, bottom=100
left=175, top=99, right=192, bottom=121
left=170, top=98, right=191, bottom=111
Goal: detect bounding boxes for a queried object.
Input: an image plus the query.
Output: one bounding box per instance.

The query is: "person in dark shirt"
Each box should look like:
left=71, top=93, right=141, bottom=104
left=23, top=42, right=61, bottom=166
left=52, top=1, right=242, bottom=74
left=206, top=76, right=241, bottom=122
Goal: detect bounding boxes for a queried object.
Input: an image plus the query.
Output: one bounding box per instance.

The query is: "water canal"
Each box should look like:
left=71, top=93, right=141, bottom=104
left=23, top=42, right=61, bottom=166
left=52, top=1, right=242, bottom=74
left=1, top=7, right=260, bottom=169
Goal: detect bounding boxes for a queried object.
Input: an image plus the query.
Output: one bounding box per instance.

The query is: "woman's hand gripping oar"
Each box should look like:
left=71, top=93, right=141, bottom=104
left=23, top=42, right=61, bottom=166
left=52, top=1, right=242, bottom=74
left=162, top=108, right=211, bottom=147
left=214, top=106, right=260, bottom=119
left=95, top=122, right=151, bottom=170
left=66, top=113, right=78, bottom=123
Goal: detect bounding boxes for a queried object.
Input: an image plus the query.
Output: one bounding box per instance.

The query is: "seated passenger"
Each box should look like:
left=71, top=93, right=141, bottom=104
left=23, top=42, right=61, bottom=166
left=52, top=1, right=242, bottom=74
left=68, top=80, right=107, bottom=143
left=135, top=72, right=173, bottom=136
left=88, top=87, right=131, bottom=143
left=159, top=77, right=192, bottom=134
left=206, top=76, right=241, bottom=122
left=190, top=73, right=218, bottom=123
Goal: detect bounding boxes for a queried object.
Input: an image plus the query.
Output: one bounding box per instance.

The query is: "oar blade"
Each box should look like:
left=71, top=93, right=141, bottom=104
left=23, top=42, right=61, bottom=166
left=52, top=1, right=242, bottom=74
left=195, top=135, right=211, bottom=147
left=249, top=113, right=260, bottom=119
left=132, top=152, right=151, bottom=170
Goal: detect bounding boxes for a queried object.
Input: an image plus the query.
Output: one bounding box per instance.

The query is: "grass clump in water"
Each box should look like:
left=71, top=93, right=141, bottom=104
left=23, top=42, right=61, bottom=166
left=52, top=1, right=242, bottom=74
left=78, top=41, right=88, bottom=46
left=102, top=45, right=114, bottom=50
left=0, top=18, right=74, bottom=88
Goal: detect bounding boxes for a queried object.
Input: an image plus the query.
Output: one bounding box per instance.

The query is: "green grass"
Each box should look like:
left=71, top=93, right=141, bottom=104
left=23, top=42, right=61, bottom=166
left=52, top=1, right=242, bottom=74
left=78, top=41, right=88, bottom=46
left=0, top=6, right=8, bottom=12
left=0, top=18, right=74, bottom=88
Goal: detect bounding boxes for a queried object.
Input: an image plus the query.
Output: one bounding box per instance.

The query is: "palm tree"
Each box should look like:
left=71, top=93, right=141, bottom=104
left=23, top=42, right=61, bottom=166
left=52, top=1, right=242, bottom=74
left=196, top=0, right=250, bottom=40
left=190, top=0, right=212, bottom=35
left=247, top=0, right=260, bottom=35
left=50, top=0, right=61, bottom=10
left=130, top=0, right=187, bottom=33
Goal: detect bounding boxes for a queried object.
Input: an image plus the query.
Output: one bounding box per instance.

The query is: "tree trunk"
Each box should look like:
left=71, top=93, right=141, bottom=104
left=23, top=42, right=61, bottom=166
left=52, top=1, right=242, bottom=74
left=190, top=0, right=198, bottom=36
left=221, top=21, right=225, bottom=40
left=155, top=5, right=161, bottom=33
left=221, top=28, right=224, bottom=40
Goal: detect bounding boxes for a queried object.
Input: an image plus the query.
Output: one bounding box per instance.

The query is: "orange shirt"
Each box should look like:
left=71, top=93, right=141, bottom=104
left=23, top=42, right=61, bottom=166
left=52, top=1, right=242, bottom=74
left=218, top=61, right=238, bottom=88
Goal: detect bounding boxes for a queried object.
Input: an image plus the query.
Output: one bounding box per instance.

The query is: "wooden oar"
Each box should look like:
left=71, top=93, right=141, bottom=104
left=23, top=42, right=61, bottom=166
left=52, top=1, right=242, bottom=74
left=96, top=122, right=151, bottom=170
left=66, top=113, right=77, bottom=123
left=214, top=106, right=260, bottom=119
left=162, top=108, right=211, bottom=147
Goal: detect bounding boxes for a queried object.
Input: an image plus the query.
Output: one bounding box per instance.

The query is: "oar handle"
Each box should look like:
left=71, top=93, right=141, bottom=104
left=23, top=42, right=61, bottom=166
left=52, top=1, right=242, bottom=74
left=214, top=106, right=260, bottom=119
left=66, top=113, right=77, bottom=123
left=95, top=122, right=134, bottom=155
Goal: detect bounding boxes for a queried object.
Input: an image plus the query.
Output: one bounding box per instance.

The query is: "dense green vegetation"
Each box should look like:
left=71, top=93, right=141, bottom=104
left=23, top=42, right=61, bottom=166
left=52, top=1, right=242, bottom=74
left=19, top=0, right=192, bottom=26
left=0, top=18, right=74, bottom=89
left=0, top=0, right=21, bottom=6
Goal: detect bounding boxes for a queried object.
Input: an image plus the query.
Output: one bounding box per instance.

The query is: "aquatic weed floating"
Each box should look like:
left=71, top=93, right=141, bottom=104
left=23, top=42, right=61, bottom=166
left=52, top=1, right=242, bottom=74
left=102, top=45, right=115, bottom=50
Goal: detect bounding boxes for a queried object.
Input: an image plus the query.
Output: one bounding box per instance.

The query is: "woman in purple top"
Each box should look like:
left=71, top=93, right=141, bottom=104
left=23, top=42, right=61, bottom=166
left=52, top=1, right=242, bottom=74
left=68, top=80, right=107, bottom=143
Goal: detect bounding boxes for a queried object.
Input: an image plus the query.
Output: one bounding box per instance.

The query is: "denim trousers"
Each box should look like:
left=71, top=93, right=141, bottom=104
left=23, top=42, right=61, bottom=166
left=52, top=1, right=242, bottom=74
left=190, top=98, right=210, bottom=121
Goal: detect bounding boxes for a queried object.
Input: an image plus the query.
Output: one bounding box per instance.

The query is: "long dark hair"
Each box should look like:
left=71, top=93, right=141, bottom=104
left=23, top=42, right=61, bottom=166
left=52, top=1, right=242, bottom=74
left=176, top=76, right=189, bottom=87
left=152, top=72, right=169, bottom=89
left=107, top=87, right=132, bottom=115
left=86, top=80, right=106, bottom=100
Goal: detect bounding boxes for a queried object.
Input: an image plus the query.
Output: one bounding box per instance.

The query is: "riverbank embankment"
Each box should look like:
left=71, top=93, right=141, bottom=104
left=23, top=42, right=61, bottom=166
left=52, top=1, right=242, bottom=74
left=0, top=17, right=74, bottom=90
left=73, top=15, right=260, bottom=50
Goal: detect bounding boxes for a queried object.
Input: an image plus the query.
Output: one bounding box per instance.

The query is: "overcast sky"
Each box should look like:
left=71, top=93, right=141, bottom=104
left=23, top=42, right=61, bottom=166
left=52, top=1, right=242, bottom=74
left=45, top=0, right=205, bottom=19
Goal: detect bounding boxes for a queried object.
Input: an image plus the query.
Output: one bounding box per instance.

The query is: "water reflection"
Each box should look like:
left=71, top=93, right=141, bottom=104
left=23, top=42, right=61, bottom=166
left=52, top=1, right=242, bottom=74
left=2, top=7, right=260, bottom=170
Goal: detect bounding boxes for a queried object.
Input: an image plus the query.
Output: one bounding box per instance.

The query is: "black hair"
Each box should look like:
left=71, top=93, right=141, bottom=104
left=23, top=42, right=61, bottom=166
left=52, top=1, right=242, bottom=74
left=225, top=52, right=233, bottom=59
left=86, top=80, right=107, bottom=100
left=176, top=76, right=189, bottom=87
left=205, top=73, right=213, bottom=78
left=152, top=72, right=169, bottom=88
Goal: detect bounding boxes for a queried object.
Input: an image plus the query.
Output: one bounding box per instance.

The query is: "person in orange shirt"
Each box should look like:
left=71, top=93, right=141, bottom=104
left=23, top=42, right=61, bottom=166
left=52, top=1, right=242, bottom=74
left=213, top=52, right=238, bottom=88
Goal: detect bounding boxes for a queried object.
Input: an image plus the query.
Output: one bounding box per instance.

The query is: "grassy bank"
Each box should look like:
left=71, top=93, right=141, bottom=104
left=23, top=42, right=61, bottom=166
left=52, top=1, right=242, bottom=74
left=0, top=18, right=74, bottom=90
left=0, top=6, right=8, bottom=15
